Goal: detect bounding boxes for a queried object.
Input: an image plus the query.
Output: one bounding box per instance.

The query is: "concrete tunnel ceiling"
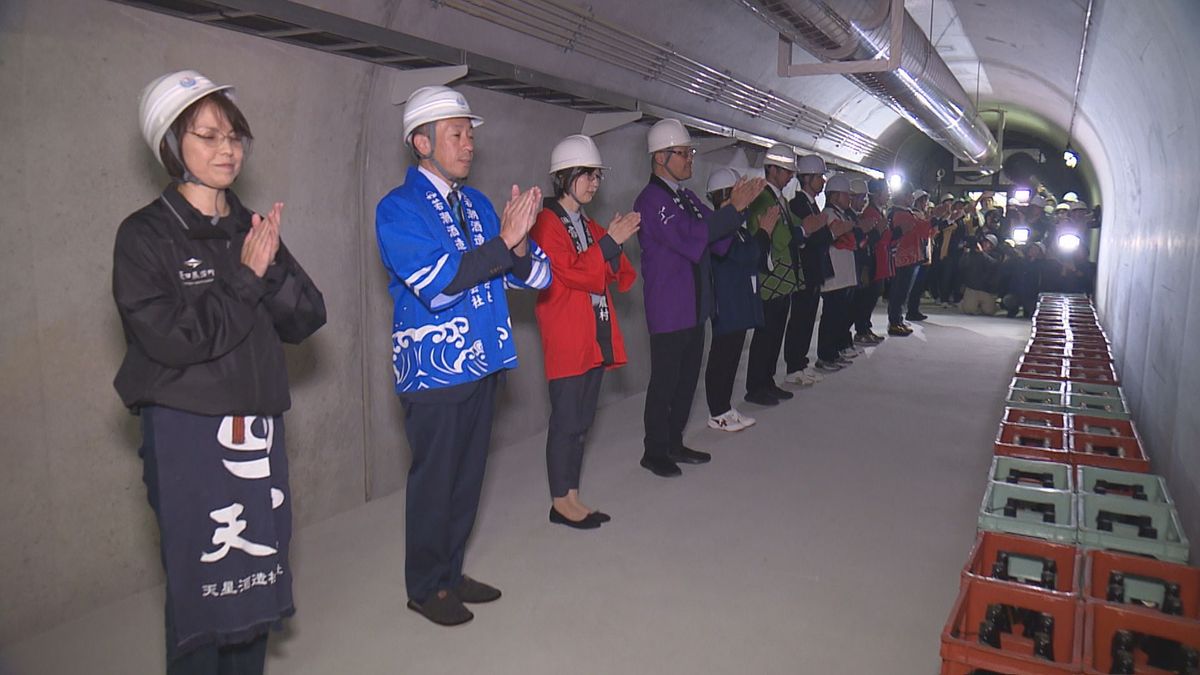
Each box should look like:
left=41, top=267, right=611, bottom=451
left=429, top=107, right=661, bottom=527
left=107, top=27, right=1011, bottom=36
left=410, top=0, right=1106, bottom=194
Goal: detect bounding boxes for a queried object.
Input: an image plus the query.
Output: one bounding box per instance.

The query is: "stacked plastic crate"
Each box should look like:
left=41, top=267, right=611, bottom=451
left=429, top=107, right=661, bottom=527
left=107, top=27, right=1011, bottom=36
left=940, top=294, right=1200, bottom=674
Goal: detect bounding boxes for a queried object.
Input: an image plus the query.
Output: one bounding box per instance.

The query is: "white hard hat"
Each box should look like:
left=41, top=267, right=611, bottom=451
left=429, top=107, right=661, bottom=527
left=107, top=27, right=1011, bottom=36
left=762, top=143, right=797, bottom=171
left=706, top=167, right=741, bottom=193
left=795, top=154, right=827, bottom=175
left=825, top=173, right=852, bottom=194
left=647, top=118, right=696, bottom=154
left=1063, top=192, right=1079, bottom=202
left=913, top=189, right=929, bottom=201
left=139, top=70, right=235, bottom=166
left=983, top=234, right=999, bottom=246
left=850, top=178, right=869, bottom=195
left=940, top=193, right=955, bottom=202
left=549, top=134, right=607, bottom=174
left=1055, top=202, right=1071, bottom=211
left=1069, top=201, right=1090, bottom=210
left=403, top=85, right=483, bottom=145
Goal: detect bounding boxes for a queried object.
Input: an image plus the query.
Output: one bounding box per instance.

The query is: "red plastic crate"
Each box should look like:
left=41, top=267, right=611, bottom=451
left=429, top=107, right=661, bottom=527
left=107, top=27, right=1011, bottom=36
left=1019, top=363, right=1068, bottom=381
left=942, top=577, right=1084, bottom=673
left=1083, top=550, right=1200, bottom=620
left=1070, top=433, right=1150, bottom=473
left=997, top=424, right=1071, bottom=462
left=1068, top=355, right=1114, bottom=368
left=1024, top=355, right=1069, bottom=369
left=964, top=531, right=1083, bottom=595
left=1083, top=602, right=1200, bottom=674
left=1067, top=365, right=1119, bottom=385
left=1005, top=408, right=1068, bottom=430
left=1071, top=416, right=1137, bottom=438
left=1028, top=345, right=1070, bottom=358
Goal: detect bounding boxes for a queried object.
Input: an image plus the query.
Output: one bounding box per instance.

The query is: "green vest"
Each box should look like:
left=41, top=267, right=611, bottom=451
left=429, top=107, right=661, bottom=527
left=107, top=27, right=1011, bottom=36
left=746, top=187, right=804, bottom=300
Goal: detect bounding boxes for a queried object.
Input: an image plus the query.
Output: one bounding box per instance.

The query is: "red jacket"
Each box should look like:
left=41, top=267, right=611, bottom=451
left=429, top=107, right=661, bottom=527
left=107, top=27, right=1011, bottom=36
left=893, top=208, right=932, bottom=269
left=531, top=207, right=636, bottom=381
left=861, top=205, right=893, bottom=282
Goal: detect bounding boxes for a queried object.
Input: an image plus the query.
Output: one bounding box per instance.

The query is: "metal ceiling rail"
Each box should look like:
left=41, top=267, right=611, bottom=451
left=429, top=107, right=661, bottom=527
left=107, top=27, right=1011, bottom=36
left=437, top=0, right=894, bottom=164
left=105, top=0, right=890, bottom=173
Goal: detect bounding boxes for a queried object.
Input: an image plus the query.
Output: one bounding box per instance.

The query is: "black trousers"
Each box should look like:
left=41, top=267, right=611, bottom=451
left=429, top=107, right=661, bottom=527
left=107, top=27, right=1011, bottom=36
left=400, top=373, right=499, bottom=603
left=644, top=324, right=706, bottom=460
left=168, top=634, right=268, bottom=675
left=854, top=281, right=882, bottom=333
left=818, top=288, right=851, bottom=362
left=907, top=264, right=929, bottom=315
left=940, top=253, right=963, bottom=303
left=705, top=328, right=747, bottom=416
left=546, top=367, right=604, bottom=498
left=888, top=265, right=918, bottom=325
left=747, top=295, right=790, bottom=393
left=784, top=285, right=821, bottom=374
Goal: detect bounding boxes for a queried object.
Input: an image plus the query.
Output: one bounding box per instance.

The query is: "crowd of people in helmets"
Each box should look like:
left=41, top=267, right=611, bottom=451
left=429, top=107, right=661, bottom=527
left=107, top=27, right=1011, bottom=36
left=112, top=70, right=1102, bottom=671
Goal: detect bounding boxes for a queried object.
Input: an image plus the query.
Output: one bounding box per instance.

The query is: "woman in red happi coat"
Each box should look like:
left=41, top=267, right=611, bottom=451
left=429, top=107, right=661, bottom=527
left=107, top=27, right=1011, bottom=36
left=530, top=134, right=639, bottom=529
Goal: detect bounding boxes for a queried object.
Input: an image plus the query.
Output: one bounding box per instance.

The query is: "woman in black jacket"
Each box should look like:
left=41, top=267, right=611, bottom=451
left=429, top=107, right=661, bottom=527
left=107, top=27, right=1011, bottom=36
left=113, top=70, right=325, bottom=675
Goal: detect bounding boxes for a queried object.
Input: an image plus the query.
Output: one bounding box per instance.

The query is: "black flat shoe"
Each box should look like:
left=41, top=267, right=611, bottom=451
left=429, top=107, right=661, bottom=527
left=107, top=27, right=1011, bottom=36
left=744, top=389, right=780, bottom=406
left=550, top=506, right=602, bottom=529
left=407, top=590, right=473, bottom=626
left=590, top=510, right=612, bottom=523
left=768, top=384, right=794, bottom=400
left=640, top=456, right=682, bottom=477
left=906, top=312, right=928, bottom=321
left=454, top=575, right=501, bottom=603
left=668, top=446, right=711, bottom=464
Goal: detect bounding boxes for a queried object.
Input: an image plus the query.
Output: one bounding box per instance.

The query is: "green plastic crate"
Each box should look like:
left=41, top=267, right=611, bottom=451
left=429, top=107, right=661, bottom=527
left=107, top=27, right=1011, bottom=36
left=1077, top=494, right=1190, bottom=563
left=1067, top=381, right=1123, bottom=399
left=1065, top=393, right=1130, bottom=419
left=979, top=482, right=1077, bottom=543
left=990, top=456, right=1073, bottom=491
left=1010, top=377, right=1066, bottom=395
left=1076, top=466, right=1172, bottom=504
left=1006, top=388, right=1066, bottom=412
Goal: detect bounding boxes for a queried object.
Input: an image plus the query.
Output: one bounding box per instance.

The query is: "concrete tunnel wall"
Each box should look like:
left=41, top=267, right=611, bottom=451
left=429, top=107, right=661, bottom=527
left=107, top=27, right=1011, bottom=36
left=2, top=0, right=1198, bottom=648
left=1081, top=1, right=1200, bottom=564
left=0, top=0, right=741, bottom=646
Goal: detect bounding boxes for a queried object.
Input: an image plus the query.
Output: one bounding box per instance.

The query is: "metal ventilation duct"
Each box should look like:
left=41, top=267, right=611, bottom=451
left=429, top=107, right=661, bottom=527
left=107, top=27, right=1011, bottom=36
left=738, top=0, right=999, bottom=166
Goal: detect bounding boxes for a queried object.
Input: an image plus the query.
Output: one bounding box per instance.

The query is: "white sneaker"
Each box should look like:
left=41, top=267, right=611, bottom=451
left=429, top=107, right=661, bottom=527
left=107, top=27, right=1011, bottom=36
left=784, top=370, right=817, bottom=386
left=802, top=366, right=824, bottom=383
left=708, top=409, right=748, bottom=432
left=731, top=408, right=757, bottom=428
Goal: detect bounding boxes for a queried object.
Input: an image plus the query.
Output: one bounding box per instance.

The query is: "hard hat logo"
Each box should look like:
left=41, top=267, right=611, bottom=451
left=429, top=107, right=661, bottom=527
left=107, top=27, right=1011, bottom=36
left=180, top=76, right=196, bottom=88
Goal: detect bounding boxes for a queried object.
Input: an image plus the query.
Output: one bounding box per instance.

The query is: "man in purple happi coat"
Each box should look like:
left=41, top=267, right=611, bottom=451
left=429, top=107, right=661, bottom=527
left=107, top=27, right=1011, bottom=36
left=632, top=119, right=766, bottom=477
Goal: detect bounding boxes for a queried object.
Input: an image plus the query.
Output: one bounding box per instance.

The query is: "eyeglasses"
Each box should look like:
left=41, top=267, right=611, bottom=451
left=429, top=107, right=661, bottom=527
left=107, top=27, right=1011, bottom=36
left=579, top=168, right=605, bottom=182
left=666, top=147, right=697, bottom=160
left=186, top=127, right=251, bottom=151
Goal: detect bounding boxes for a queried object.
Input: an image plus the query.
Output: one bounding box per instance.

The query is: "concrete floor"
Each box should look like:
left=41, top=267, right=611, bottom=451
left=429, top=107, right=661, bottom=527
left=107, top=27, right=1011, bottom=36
left=0, top=307, right=1031, bottom=675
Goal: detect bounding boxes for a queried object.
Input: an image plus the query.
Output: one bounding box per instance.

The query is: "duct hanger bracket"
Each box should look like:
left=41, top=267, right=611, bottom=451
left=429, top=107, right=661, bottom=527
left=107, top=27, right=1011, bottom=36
left=777, top=0, right=905, bottom=77
left=390, top=65, right=469, bottom=105
left=581, top=111, right=643, bottom=136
